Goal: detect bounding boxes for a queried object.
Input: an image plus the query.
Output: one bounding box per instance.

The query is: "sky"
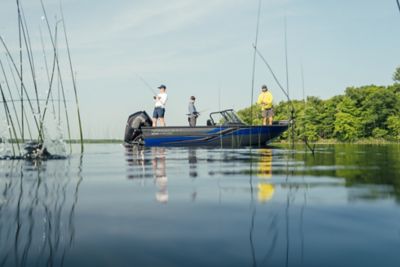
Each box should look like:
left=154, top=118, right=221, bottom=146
left=0, top=0, right=399, bottom=139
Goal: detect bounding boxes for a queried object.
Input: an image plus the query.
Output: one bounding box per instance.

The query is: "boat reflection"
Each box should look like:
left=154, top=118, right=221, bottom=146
left=125, top=146, right=169, bottom=203
left=0, top=157, right=83, bottom=267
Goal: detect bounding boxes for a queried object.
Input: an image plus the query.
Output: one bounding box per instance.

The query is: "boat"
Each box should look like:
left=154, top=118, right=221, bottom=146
left=124, top=109, right=290, bottom=147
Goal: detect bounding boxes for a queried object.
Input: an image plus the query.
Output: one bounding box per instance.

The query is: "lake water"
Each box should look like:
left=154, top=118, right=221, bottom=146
left=0, top=144, right=399, bottom=267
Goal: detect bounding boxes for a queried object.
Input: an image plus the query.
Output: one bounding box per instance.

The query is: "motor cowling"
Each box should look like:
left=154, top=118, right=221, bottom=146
left=124, top=111, right=152, bottom=144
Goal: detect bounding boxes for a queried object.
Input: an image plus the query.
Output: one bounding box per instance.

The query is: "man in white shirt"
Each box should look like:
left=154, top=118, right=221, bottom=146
left=152, top=84, right=168, bottom=127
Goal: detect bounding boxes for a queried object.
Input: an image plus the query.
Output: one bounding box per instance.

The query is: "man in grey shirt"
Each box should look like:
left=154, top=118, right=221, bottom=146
left=188, top=96, right=199, bottom=127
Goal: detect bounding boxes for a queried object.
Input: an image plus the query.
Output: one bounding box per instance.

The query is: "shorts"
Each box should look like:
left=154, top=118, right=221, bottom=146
left=262, top=108, right=274, bottom=118
left=153, top=107, right=165, bottom=119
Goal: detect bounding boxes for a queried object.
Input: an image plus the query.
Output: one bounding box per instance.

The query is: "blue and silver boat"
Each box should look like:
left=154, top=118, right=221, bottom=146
left=124, top=109, right=289, bottom=147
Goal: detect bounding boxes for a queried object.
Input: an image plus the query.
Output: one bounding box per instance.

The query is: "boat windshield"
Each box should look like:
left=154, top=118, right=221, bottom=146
left=209, top=109, right=246, bottom=126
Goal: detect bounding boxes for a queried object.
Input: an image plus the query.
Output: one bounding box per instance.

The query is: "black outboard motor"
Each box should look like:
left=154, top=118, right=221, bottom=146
left=124, top=111, right=152, bottom=144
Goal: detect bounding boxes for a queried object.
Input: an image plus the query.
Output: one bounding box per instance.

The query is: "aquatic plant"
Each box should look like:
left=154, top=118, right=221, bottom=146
left=0, top=0, right=83, bottom=159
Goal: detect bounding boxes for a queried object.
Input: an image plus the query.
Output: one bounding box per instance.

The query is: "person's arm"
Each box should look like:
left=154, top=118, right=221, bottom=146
left=160, top=94, right=168, bottom=105
left=257, top=94, right=263, bottom=105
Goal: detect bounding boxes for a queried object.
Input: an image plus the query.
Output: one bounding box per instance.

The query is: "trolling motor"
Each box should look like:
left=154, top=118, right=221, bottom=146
left=124, top=111, right=152, bottom=145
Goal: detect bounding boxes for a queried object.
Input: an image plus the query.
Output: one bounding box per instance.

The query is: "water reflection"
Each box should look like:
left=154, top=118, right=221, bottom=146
left=152, top=148, right=168, bottom=203
left=257, top=149, right=275, bottom=203
left=0, top=157, right=83, bottom=267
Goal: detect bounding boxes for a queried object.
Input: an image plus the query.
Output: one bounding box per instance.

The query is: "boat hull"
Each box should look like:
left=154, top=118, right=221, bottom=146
left=141, top=124, right=289, bottom=147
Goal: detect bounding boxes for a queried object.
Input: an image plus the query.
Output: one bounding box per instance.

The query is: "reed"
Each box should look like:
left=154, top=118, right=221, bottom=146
left=0, top=0, right=84, bottom=158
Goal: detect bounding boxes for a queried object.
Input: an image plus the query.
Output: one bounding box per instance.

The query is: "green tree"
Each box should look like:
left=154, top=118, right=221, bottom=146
left=387, top=115, right=400, bottom=140
left=393, top=66, right=400, bottom=83
left=334, top=97, right=362, bottom=141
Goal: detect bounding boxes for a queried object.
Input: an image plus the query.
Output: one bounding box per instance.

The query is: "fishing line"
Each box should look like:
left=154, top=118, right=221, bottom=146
left=136, top=74, right=157, bottom=96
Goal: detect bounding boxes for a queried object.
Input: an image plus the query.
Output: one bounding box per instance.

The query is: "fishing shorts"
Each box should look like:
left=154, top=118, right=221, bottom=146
left=153, top=107, right=165, bottom=119
left=262, top=108, right=274, bottom=118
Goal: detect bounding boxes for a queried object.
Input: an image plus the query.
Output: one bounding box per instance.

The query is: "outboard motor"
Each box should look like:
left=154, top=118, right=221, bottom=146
left=124, top=111, right=152, bottom=144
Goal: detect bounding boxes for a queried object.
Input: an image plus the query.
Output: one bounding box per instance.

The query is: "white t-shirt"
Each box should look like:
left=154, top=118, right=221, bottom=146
left=155, top=92, right=168, bottom=108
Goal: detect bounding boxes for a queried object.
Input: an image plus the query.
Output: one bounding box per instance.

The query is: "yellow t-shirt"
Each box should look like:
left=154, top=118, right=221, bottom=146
left=257, top=91, right=273, bottom=110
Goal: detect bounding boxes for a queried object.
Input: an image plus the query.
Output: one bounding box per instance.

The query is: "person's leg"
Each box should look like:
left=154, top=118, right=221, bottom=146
left=262, top=110, right=267, bottom=126
left=159, top=108, right=166, bottom=126
left=268, top=109, right=274, bottom=125
left=189, top=116, right=196, bottom=127
left=152, top=108, right=159, bottom=127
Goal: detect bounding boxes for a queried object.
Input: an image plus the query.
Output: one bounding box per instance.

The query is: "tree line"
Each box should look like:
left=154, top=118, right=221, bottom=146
left=238, top=67, right=400, bottom=142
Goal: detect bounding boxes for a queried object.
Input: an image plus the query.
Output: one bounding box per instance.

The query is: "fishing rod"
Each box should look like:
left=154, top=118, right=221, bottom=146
left=250, top=0, right=263, bottom=127
left=136, top=74, right=157, bottom=96
left=61, top=1, right=84, bottom=153
left=253, top=45, right=293, bottom=110
left=254, top=46, right=315, bottom=154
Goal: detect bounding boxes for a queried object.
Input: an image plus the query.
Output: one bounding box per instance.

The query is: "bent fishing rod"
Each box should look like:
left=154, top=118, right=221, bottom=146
left=252, top=44, right=295, bottom=113
left=253, top=45, right=316, bottom=153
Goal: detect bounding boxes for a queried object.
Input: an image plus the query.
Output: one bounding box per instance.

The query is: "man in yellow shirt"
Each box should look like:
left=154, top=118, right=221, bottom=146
left=257, top=85, right=274, bottom=125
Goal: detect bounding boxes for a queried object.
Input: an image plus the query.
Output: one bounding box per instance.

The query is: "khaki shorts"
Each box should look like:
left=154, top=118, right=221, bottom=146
left=262, top=108, right=274, bottom=118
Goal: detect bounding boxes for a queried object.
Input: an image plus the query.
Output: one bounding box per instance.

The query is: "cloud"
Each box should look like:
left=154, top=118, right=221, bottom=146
left=108, top=0, right=240, bottom=38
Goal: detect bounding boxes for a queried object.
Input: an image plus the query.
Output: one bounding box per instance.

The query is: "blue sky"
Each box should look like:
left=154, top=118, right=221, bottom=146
left=1, top=0, right=399, bottom=139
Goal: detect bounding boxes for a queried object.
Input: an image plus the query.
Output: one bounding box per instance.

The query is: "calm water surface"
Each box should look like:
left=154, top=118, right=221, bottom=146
left=0, top=144, right=399, bottom=267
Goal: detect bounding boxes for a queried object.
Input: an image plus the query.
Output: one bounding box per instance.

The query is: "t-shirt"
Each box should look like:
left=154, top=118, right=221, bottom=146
left=257, top=91, right=273, bottom=110
left=188, top=101, right=197, bottom=115
left=155, top=92, right=168, bottom=108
